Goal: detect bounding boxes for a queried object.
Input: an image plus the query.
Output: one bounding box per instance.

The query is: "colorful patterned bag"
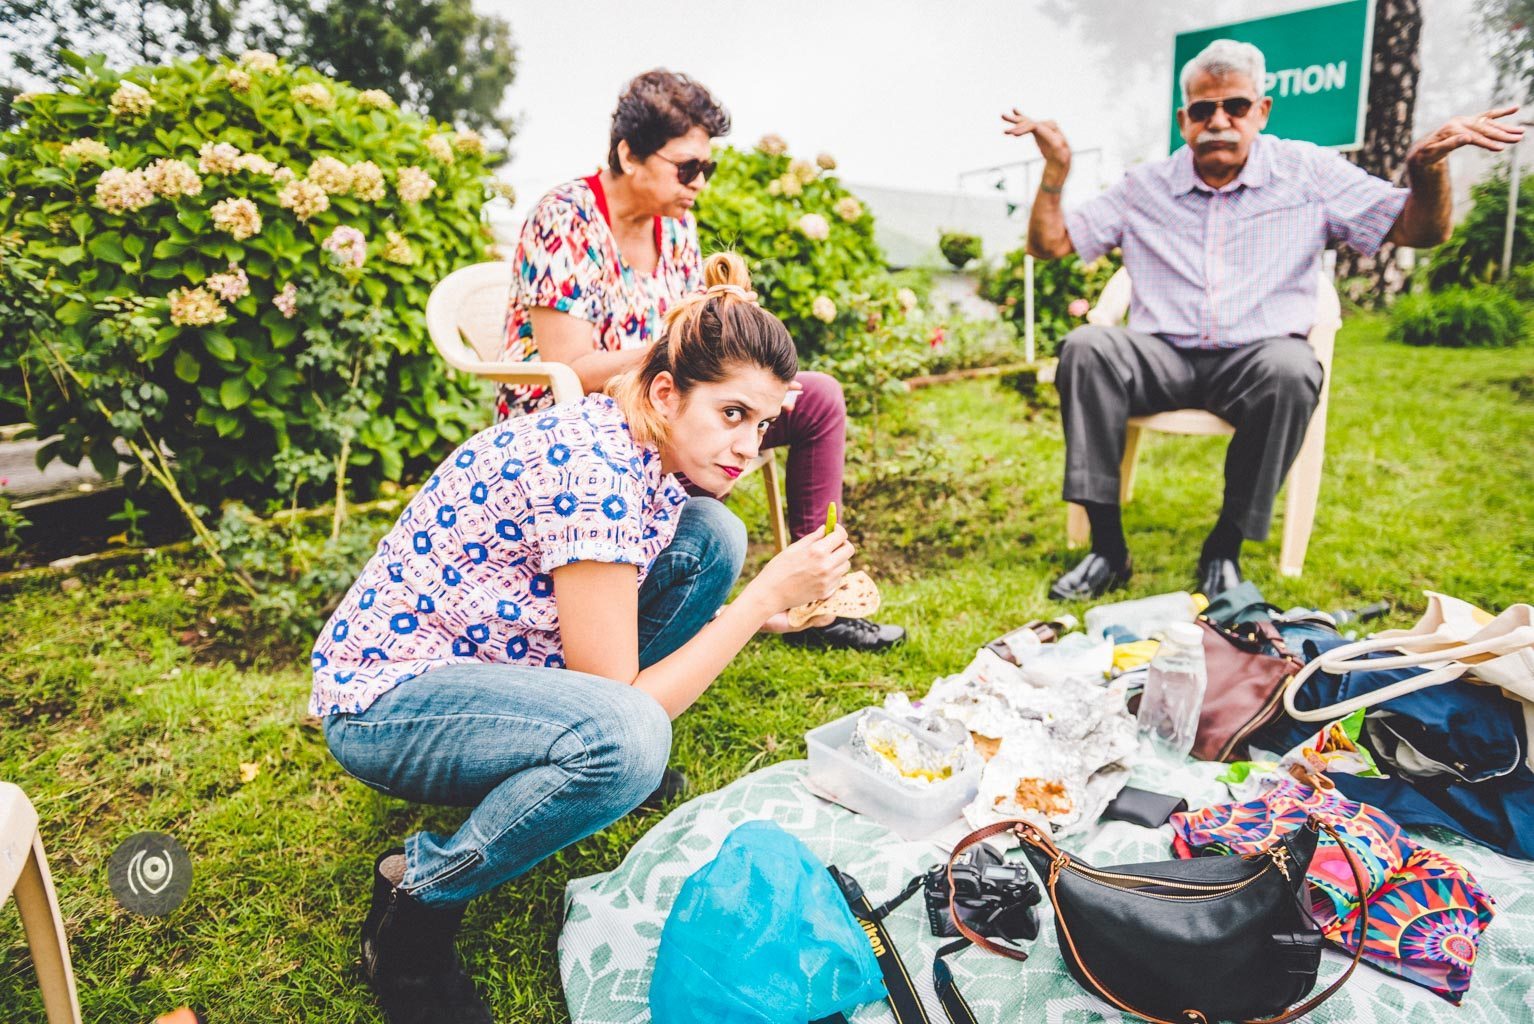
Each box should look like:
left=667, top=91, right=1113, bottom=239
left=1171, top=780, right=1496, bottom=1003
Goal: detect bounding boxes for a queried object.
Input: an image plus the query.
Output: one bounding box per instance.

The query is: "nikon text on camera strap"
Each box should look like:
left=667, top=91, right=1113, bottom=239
left=820, top=867, right=978, bottom=1024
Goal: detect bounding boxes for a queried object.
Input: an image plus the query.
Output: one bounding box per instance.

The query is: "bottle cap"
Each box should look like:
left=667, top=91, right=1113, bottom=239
left=1165, top=621, right=1204, bottom=647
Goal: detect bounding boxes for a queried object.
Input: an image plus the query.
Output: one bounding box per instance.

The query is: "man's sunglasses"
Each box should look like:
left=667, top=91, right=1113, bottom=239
left=652, top=153, right=717, bottom=184
left=1185, top=96, right=1256, bottom=123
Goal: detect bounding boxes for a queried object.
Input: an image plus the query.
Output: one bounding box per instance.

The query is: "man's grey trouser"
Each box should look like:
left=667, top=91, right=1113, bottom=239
left=1055, top=325, right=1324, bottom=541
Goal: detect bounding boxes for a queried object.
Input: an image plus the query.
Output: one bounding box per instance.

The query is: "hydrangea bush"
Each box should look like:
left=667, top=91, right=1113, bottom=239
left=693, top=135, right=932, bottom=414
left=0, top=51, right=503, bottom=530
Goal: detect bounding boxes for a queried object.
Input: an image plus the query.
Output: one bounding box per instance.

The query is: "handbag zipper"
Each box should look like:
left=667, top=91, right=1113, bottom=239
left=1063, top=859, right=1274, bottom=900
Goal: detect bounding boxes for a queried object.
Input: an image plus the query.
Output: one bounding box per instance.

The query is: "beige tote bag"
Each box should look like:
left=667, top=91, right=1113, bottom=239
left=1282, top=592, right=1534, bottom=770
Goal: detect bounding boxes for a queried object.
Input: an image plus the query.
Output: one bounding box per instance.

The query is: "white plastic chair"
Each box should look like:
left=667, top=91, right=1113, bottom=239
left=1066, top=267, right=1341, bottom=577
left=426, top=262, right=790, bottom=552
left=1, top=782, right=81, bottom=1024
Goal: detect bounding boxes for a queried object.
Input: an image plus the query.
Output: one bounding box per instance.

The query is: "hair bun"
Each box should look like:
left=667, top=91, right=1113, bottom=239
left=701, top=251, right=751, bottom=292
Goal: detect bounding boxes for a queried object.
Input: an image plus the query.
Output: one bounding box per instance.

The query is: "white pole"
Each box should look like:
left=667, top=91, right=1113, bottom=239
left=1024, top=253, right=1036, bottom=364
left=1502, top=142, right=1522, bottom=280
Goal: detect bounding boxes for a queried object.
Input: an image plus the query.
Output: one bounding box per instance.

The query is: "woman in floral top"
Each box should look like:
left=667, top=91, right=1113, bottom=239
left=498, top=69, right=904, bottom=654
left=317, top=254, right=855, bottom=1022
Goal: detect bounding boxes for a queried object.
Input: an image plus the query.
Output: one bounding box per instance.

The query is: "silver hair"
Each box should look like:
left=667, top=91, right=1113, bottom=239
left=1179, top=39, right=1267, bottom=105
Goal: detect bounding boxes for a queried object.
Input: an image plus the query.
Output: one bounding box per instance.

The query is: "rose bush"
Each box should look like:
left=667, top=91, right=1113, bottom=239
left=980, top=247, right=1122, bottom=357
left=0, top=51, right=498, bottom=532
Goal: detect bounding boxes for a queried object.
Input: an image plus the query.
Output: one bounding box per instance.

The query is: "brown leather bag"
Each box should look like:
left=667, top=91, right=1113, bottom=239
left=1193, top=619, right=1303, bottom=762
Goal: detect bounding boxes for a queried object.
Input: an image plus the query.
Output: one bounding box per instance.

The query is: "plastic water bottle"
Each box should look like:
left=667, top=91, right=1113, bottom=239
left=1085, top=592, right=1198, bottom=643
left=1137, top=621, right=1208, bottom=761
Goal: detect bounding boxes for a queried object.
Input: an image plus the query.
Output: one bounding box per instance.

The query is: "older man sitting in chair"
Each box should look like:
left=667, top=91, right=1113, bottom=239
left=1008, top=38, right=1522, bottom=601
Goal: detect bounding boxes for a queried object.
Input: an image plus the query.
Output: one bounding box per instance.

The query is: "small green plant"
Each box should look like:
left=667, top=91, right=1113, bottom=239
left=1389, top=286, right=1527, bottom=348
left=1425, top=166, right=1534, bottom=289
left=1505, top=263, right=1534, bottom=302
left=980, top=248, right=1122, bottom=357
left=938, top=231, right=982, bottom=270
left=107, top=497, right=149, bottom=546
left=0, top=478, right=30, bottom=564
left=214, top=499, right=396, bottom=652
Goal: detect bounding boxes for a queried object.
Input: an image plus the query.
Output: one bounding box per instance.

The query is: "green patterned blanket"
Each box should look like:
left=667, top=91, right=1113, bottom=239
left=560, top=759, right=1533, bottom=1023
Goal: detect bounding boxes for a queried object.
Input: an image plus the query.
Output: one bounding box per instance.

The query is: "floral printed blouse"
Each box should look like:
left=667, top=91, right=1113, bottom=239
left=311, top=393, right=689, bottom=716
left=495, top=174, right=703, bottom=418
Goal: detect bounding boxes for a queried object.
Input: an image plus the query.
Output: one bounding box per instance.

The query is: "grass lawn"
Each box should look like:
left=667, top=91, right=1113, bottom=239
left=1, top=312, right=1530, bottom=1022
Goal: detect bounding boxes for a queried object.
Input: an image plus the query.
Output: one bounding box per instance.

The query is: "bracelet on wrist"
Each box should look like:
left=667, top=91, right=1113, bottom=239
left=1040, top=182, right=1064, bottom=195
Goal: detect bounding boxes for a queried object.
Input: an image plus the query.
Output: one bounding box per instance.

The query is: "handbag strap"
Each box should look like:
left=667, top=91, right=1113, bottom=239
left=943, top=820, right=1037, bottom=963
left=1322, top=624, right=1534, bottom=672
left=1283, top=651, right=1469, bottom=723
left=961, top=818, right=1373, bottom=1024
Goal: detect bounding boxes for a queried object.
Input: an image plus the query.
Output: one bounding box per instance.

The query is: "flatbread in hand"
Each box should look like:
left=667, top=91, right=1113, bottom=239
left=787, top=570, right=881, bottom=630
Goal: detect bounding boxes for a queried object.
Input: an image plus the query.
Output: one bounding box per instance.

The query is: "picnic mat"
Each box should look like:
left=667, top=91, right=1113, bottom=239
left=559, top=759, right=1534, bottom=1023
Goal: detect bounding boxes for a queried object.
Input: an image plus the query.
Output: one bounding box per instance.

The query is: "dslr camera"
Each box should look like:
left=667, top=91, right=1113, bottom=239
left=923, top=844, right=1041, bottom=944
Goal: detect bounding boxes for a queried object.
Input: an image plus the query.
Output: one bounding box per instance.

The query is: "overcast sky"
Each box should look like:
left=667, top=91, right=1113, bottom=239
left=486, top=0, right=1502, bottom=225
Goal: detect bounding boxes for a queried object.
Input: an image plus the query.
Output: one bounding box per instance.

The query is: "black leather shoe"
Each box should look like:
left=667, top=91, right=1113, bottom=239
left=1197, top=556, right=1244, bottom=600
left=782, top=617, right=906, bottom=652
left=1048, top=552, right=1132, bottom=601
left=637, top=767, right=689, bottom=811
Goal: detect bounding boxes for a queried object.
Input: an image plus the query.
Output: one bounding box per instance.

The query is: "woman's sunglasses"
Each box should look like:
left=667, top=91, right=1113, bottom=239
left=652, top=153, right=717, bottom=185
left=1185, top=96, right=1256, bottom=123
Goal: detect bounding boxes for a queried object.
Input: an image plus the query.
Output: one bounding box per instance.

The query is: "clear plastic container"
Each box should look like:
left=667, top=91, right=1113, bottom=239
left=1136, top=621, right=1208, bottom=761
left=1085, top=591, right=1198, bottom=643
left=805, top=709, right=980, bottom=840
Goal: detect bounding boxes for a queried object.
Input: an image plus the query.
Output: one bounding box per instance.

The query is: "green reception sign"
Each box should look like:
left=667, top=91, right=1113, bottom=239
left=1169, top=0, right=1375, bottom=153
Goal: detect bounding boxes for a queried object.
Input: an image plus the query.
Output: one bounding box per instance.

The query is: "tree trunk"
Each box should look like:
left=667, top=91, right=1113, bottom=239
left=1336, top=0, right=1424, bottom=304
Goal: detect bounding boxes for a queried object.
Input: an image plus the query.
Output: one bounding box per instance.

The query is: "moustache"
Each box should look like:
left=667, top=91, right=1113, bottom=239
left=1195, top=129, right=1243, bottom=146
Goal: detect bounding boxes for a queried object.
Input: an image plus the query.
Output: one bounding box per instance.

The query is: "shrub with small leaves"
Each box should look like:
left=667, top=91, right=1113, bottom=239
left=1389, top=286, right=1527, bottom=348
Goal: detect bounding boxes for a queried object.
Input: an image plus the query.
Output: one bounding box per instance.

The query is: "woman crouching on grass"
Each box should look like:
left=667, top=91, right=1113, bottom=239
left=309, top=252, right=852, bottom=1023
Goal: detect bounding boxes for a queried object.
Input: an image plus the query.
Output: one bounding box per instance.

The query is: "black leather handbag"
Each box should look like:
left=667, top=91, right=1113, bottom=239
left=945, top=816, right=1369, bottom=1024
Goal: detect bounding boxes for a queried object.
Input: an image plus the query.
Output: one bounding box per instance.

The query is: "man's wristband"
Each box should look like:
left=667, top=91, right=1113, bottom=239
left=1040, top=182, right=1064, bottom=195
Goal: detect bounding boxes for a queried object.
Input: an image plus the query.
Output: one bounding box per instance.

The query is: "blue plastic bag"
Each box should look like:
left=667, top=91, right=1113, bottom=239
left=649, top=819, right=886, bottom=1023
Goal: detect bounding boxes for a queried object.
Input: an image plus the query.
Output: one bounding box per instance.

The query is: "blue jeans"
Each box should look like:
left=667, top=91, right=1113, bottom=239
left=323, top=496, right=746, bottom=906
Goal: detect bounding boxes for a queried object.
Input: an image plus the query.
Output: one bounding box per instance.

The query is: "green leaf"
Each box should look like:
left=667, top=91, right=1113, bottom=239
left=123, top=234, right=146, bottom=258
left=153, top=237, right=189, bottom=260
left=219, top=376, right=251, bottom=409
left=88, top=232, right=127, bottom=263
left=203, top=331, right=237, bottom=361
left=173, top=350, right=201, bottom=383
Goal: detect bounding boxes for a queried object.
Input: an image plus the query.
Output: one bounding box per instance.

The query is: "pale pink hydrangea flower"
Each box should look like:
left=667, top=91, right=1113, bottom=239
left=168, top=286, right=227, bottom=327
left=321, top=225, right=367, bottom=268
left=796, top=213, right=830, bottom=241
left=205, top=262, right=250, bottom=302
left=273, top=282, right=299, bottom=319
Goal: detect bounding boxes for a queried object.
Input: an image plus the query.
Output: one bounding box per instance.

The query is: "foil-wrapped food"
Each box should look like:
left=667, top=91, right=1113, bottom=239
left=846, top=707, right=978, bottom=787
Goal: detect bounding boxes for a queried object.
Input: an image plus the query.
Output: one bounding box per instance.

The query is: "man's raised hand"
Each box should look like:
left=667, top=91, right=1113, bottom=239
left=1002, top=109, right=1072, bottom=178
left=1410, top=105, right=1525, bottom=169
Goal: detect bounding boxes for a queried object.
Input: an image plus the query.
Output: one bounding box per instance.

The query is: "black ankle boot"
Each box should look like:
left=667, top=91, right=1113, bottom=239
left=361, top=848, right=493, bottom=1024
